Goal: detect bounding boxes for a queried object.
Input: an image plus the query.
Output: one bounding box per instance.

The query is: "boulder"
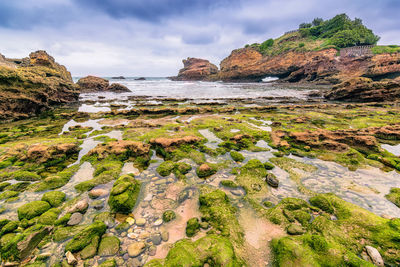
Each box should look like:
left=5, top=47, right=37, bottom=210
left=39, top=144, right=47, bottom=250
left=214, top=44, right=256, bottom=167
left=77, top=76, right=109, bottom=92
left=98, top=236, right=120, bottom=256
left=171, top=57, right=219, bottom=81
left=17, top=201, right=51, bottom=220
left=67, top=212, right=83, bottom=226
left=41, top=191, right=66, bottom=207
left=108, top=174, right=141, bottom=214
left=107, top=83, right=130, bottom=92
left=65, top=221, right=107, bottom=253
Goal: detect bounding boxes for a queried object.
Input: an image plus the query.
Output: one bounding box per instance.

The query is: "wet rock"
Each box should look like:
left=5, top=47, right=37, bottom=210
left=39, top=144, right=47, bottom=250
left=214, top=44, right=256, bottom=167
left=65, top=251, right=77, bottom=265
left=127, top=242, right=146, bottom=257
left=251, top=183, right=262, bottom=192
left=148, top=245, right=157, bottom=256
left=67, top=213, right=83, bottom=226
left=266, top=173, right=279, bottom=188
left=126, top=217, right=135, bottom=225
left=365, top=246, right=384, bottom=266
left=162, top=210, right=176, bottom=222
left=77, top=76, right=109, bottom=92
left=150, top=136, right=202, bottom=152
left=91, top=200, right=105, bottom=210
left=98, top=236, right=120, bottom=256
left=161, top=231, right=169, bottom=242
left=153, top=219, right=163, bottom=226
left=65, top=221, right=107, bottom=253
left=135, top=218, right=146, bottom=226
left=108, top=174, right=141, bottom=214
left=151, top=234, right=162, bottom=245
left=69, top=199, right=89, bottom=214
left=41, top=191, right=66, bottom=207
left=197, top=163, right=217, bottom=178
left=17, top=226, right=53, bottom=259
left=107, top=83, right=130, bottom=93
left=89, top=188, right=108, bottom=199
left=17, top=201, right=51, bottom=220
left=286, top=224, right=306, bottom=235
left=186, top=218, right=200, bottom=237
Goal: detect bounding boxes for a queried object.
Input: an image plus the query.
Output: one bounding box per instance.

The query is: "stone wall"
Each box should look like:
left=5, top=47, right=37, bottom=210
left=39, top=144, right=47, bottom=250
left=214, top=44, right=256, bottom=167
left=340, top=45, right=374, bottom=57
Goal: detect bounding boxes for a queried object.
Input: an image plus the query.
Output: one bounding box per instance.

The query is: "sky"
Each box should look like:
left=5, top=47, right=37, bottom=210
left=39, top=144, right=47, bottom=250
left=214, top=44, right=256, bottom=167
left=0, top=0, right=399, bottom=77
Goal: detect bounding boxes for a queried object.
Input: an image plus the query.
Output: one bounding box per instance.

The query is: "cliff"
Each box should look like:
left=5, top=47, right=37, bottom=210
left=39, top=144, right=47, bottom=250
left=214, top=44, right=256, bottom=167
left=170, top=57, right=218, bottom=81
left=0, top=51, right=79, bottom=120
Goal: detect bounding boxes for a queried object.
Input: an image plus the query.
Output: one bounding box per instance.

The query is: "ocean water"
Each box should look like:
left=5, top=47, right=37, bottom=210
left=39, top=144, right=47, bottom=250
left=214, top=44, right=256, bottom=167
left=75, top=77, right=325, bottom=104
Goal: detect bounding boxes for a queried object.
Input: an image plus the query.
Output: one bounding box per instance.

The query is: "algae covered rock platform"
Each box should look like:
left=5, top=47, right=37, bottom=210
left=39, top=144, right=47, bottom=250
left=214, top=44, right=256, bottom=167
left=0, top=95, right=400, bottom=267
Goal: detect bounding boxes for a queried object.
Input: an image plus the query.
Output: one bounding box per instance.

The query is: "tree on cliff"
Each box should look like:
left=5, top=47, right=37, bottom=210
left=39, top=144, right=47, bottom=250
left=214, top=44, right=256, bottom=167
left=299, top=14, right=380, bottom=48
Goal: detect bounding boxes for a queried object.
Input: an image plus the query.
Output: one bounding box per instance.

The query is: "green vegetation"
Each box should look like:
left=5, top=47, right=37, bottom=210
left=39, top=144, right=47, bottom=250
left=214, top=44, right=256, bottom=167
left=41, top=191, right=66, bottom=207
left=385, top=188, right=400, bottom=207
left=185, top=217, right=200, bottom=237
left=268, top=194, right=400, bottom=266
left=65, top=221, right=106, bottom=253
left=251, top=14, right=380, bottom=56
left=162, top=210, right=176, bottom=223
left=156, top=160, right=192, bottom=179
left=372, top=45, right=400, bottom=54
left=145, top=235, right=242, bottom=267
left=17, top=201, right=51, bottom=220
left=108, top=174, right=141, bottom=214
left=230, top=151, right=244, bottom=162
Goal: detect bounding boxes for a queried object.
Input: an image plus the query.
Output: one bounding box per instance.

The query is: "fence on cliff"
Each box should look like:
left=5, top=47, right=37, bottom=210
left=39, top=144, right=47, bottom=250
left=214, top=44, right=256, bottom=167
left=340, top=45, right=375, bottom=57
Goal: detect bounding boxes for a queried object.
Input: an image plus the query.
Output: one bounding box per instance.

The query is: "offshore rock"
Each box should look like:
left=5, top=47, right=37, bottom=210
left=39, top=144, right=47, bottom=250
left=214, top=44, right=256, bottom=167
left=0, top=50, right=79, bottom=120
left=77, top=76, right=109, bottom=92
left=171, top=57, right=218, bottom=81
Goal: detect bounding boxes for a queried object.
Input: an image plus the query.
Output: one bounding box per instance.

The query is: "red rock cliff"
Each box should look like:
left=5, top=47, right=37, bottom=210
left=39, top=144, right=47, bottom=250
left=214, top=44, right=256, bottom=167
left=170, top=57, right=218, bottom=81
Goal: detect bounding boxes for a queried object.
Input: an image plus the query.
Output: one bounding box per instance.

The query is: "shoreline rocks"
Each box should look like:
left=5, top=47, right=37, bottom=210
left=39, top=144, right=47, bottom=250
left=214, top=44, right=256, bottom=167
left=77, top=75, right=130, bottom=93
left=170, top=57, right=218, bottom=81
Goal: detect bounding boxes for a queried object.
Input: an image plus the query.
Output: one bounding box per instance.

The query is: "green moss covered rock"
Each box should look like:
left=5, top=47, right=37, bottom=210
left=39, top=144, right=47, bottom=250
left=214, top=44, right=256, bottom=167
left=162, top=210, right=176, bottom=223
left=149, top=235, right=242, bottom=266
left=185, top=218, right=200, bottom=237
left=230, top=151, right=244, bottom=162
left=97, top=235, right=120, bottom=256
left=37, top=208, right=61, bottom=225
left=385, top=187, right=400, bottom=207
left=17, top=201, right=51, bottom=220
left=220, top=180, right=238, bottom=188
left=196, top=163, right=217, bottom=178
left=309, top=195, right=334, bottom=214
left=41, top=191, right=66, bottom=207
left=108, top=174, right=141, bottom=214
left=157, top=161, right=192, bottom=179
left=65, top=221, right=106, bottom=253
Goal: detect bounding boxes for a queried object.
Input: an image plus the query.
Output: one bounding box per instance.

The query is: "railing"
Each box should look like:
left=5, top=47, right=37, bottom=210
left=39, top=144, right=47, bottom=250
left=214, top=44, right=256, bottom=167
left=340, top=45, right=375, bottom=57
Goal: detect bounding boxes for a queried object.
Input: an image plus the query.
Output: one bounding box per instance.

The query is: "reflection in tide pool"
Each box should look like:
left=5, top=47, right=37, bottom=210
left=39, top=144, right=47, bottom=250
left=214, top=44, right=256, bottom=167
left=382, top=143, right=400, bottom=156
left=296, top=156, right=400, bottom=217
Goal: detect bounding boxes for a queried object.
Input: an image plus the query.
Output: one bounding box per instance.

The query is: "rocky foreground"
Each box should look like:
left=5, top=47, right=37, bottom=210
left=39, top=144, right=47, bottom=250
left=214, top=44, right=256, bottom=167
left=0, top=100, right=399, bottom=266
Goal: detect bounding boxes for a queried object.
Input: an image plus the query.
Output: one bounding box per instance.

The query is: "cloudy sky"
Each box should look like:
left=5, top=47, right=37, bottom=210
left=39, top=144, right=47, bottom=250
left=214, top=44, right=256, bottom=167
left=0, top=0, right=399, bottom=76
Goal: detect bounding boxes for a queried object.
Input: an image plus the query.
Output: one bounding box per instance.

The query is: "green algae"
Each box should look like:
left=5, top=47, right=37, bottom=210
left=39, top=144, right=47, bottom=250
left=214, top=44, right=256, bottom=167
left=385, top=187, right=400, bottom=207
left=162, top=210, right=176, bottom=223
left=41, top=191, right=66, bottom=207
left=108, top=174, right=141, bottom=214
left=185, top=217, right=200, bottom=237
left=65, top=221, right=107, bottom=253
left=17, top=201, right=51, bottom=220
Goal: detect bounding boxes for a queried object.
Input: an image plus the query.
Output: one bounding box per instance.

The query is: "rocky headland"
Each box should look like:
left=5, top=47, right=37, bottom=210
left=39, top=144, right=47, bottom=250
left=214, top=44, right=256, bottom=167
left=173, top=14, right=400, bottom=102
left=0, top=51, right=79, bottom=120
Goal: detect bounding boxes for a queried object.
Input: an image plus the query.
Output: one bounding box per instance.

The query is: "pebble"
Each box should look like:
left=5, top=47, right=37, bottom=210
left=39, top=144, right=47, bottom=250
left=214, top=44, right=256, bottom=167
left=365, top=246, right=384, bottom=266
left=143, top=194, right=153, bottom=201
left=126, top=217, right=135, bottom=225
left=161, top=231, right=169, bottom=242
left=67, top=212, right=83, bottom=226
left=69, top=199, right=88, bottom=213
left=139, top=232, right=150, bottom=239
left=153, top=219, right=163, bottom=226
left=127, top=242, right=146, bottom=257
left=88, top=188, right=108, bottom=199
left=65, top=251, right=77, bottom=265
left=136, top=218, right=146, bottom=226
left=151, top=234, right=162, bottom=245
left=148, top=245, right=157, bottom=256
left=128, top=233, right=138, bottom=239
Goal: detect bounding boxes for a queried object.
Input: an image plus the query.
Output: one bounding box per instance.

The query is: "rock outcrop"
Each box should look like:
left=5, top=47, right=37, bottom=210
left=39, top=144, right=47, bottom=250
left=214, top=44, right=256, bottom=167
left=77, top=76, right=130, bottom=93
left=0, top=50, right=79, bottom=120
left=170, top=58, right=218, bottom=81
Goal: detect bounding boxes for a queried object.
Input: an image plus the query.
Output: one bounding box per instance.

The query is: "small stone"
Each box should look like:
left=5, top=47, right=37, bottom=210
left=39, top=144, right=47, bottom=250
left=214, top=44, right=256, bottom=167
left=65, top=251, right=77, bottom=265
left=200, top=221, right=209, bottom=229
left=286, top=224, right=306, bottom=235
left=128, top=233, right=138, bottom=239
left=153, top=219, right=163, bottom=226
left=69, top=199, right=88, bottom=213
left=151, top=234, right=162, bottom=245
left=365, top=246, right=384, bottom=266
left=251, top=183, right=262, bottom=191
left=135, top=218, right=146, bottom=226
left=91, top=200, right=104, bottom=210
left=67, top=212, right=83, bottom=226
left=126, top=217, right=135, bottom=225
left=128, top=242, right=146, bottom=257
left=139, top=232, right=150, bottom=239
left=161, top=231, right=169, bottom=242
left=143, top=194, right=153, bottom=201
left=88, top=188, right=108, bottom=199
left=148, top=245, right=157, bottom=256
left=266, top=173, right=279, bottom=188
